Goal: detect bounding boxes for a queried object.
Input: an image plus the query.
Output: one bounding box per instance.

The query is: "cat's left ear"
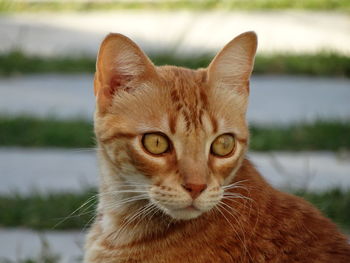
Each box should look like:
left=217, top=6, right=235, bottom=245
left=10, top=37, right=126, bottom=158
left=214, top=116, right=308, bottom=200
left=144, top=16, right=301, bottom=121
left=207, top=31, right=257, bottom=93
left=94, top=33, right=157, bottom=113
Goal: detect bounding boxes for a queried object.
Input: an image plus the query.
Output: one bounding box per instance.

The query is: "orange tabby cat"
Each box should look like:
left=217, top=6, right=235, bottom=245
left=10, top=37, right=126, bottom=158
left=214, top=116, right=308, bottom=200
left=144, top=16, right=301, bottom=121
left=84, top=32, right=350, bottom=263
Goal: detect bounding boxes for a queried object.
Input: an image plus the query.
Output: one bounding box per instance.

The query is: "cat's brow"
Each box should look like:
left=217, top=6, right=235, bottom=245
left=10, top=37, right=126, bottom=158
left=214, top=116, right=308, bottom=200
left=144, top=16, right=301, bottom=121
left=101, top=132, right=137, bottom=144
left=209, top=115, right=218, bottom=134
left=168, top=114, right=177, bottom=134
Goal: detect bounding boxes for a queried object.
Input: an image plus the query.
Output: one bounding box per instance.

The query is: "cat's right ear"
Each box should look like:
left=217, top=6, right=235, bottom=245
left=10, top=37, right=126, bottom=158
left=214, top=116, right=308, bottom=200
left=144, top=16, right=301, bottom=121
left=94, top=33, right=156, bottom=113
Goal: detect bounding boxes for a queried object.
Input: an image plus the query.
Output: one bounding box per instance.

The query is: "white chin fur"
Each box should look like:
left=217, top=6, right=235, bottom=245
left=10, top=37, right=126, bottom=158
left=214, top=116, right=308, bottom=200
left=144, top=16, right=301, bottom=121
left=164, top=208, right=203, bottom=220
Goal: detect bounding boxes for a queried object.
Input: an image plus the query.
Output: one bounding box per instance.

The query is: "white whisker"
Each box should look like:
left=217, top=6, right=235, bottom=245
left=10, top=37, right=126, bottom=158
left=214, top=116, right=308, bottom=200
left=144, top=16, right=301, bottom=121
left=216, top=203, right=253, bottom=262
left=52, top=194, right=98, bottom=229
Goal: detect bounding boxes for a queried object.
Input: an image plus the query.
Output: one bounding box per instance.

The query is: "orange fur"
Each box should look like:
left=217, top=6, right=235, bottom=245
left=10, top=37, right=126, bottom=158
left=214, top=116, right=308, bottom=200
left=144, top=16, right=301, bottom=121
left=85, top=32, right=350, bottom=263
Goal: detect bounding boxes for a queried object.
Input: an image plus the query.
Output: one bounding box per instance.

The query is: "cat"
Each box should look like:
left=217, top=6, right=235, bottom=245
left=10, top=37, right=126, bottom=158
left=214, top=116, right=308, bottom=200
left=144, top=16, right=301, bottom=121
left=84, top=32, right=350, bottom=263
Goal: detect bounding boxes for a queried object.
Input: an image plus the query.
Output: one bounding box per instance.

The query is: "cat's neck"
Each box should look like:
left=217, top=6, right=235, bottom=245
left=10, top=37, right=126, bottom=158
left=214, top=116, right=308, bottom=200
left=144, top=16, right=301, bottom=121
left=97, top=158, right=268, bottom=247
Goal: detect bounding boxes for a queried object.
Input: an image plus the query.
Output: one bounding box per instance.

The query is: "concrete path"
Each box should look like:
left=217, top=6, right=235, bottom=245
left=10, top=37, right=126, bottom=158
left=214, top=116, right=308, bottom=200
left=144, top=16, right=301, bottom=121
left=1, top=74, right=349, bottom=124
left=1, top=148, right=349, bottom=194
left=0, top=148, right=97, bottom=194
left=0, top=228, right=84, bottom=263
left=1, top=11, right=349, bottom=57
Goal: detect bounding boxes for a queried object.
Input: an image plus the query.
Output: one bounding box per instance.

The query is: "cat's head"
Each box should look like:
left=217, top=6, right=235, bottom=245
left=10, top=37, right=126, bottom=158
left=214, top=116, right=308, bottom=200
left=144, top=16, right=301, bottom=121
left=94, top=32, right=257, bottom=220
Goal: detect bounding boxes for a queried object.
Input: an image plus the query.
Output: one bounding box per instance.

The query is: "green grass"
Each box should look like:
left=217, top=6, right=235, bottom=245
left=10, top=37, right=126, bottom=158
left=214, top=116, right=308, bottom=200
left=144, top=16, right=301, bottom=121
left=0, top=116, right=94, bottom=148
left=0, top=189, right=97, bottom=230
left=250, top=121, right=350, bottom=151
left=1, top=51, right=350, bottom=77
left=0, top=51, right=95, bottom=76
left=1, top=115, right=349, bottom=151
left=0, top=188, right=349, bottom=231
left=254, top=53, right=350, bottom=78
left=1, top=0, right=349, bottom=13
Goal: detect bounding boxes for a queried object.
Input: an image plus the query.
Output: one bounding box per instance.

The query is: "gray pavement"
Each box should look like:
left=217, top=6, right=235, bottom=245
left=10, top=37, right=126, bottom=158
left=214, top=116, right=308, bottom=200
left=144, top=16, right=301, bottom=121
left=1, top=148, right=349, bottom=194
left=0, top=228, right=84, bottom=263
left=1, top=11, right=350, bottom=56
left=0, top=74, right=95, bottom=120
left=0, top=148, right=97, bottom=194
left=1, top=74, right=349, bottom=124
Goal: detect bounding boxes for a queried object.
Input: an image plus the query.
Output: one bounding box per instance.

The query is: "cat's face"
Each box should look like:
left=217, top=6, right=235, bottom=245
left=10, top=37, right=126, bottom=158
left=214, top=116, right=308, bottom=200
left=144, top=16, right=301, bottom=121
left=94, top=32, right=257, bottom=220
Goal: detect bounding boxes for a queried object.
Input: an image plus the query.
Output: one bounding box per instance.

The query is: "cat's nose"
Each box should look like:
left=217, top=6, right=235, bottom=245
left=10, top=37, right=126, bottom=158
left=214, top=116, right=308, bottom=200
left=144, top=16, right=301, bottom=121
left=182, top=183, right=207, bottom=199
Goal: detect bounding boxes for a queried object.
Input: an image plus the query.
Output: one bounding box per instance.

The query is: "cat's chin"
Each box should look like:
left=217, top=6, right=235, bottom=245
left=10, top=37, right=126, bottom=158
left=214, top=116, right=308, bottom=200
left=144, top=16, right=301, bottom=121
left=164, top=207, right=203, bottom=220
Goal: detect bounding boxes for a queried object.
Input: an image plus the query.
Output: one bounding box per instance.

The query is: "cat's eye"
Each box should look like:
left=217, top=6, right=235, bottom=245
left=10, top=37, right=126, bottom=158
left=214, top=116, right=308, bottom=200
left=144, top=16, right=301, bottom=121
left=142, top=133, right=170, bottom=155
left=211, top=134, right=235, bottom=157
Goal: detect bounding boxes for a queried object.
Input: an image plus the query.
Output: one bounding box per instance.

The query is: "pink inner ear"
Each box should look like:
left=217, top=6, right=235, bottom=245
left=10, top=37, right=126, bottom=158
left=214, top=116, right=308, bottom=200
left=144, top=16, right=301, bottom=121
left=109, top=74, right=133, bottom=96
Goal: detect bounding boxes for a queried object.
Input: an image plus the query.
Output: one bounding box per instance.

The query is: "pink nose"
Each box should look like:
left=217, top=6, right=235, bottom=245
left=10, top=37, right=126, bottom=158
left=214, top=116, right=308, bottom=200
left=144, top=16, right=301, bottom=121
left=182, top=183, right=207, bottom=199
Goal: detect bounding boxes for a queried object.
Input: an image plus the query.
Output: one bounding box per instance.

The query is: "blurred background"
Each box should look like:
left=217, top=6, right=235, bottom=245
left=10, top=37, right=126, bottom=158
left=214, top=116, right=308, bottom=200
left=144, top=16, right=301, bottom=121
left=0, top=0, right=349, bottom=262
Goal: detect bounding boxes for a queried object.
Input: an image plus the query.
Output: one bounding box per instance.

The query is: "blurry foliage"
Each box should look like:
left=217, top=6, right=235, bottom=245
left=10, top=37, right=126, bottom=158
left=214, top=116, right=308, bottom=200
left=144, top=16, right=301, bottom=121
left=1, top=115, right=350, bottom=151
left=0, top=0, right=349, bottom=12
left=254, top=53, right=350, bottom=78
left=250, top=121, right=350, bottom=151
left=0, top=188, right=97, bottom=230
left=0, top=115, right=94, bottom=148
left=0, top=50, right=95, bottom=76
left=1, top=51, right=350, bottom=77
left=0, top=188, right=349, bottom=231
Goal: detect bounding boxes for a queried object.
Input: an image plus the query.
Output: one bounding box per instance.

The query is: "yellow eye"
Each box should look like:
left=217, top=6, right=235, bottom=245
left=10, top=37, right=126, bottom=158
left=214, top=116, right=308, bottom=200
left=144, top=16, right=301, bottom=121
left=142, top=133, right=169, bottom=155
left=211, top=134, right=235, bottom=157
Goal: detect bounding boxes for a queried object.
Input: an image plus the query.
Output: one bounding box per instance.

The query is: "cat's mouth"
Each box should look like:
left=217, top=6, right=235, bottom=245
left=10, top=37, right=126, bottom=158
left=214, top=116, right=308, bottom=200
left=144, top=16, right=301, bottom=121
left=162, top=204, right=205, bottom=220
left=174, top=204, right=200, bottom=212
left=149, top=185, right=222, bottom=220
left=184, top=205, right=199, bottom=211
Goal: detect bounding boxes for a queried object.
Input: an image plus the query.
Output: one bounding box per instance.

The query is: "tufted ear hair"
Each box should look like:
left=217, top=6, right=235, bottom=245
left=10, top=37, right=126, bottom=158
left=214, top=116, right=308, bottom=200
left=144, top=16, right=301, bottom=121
left=207, top=31, right=257, bottom=94
left=94, top=33, right=157, bottom=113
